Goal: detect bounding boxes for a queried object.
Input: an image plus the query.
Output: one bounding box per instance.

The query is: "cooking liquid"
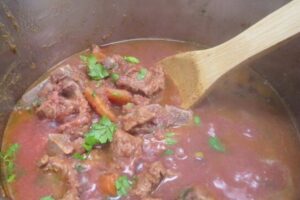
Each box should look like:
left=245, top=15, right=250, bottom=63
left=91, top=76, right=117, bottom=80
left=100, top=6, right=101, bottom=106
left=2, top=39, right=300, bottom=200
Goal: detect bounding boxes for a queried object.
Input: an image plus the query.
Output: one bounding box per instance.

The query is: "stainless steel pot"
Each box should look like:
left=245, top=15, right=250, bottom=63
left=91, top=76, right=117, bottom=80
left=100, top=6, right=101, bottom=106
left=0, top=0, right=299, bottom=198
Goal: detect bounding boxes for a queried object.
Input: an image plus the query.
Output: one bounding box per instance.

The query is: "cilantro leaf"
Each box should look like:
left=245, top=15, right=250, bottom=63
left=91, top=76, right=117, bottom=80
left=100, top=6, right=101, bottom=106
left=209, top=136, right=225, bottom=152
left=40, top=196, right=55, bottom=200
left=164, top=132, right=177, bottom=146
left=81, top=55, right=109, bottom=80
left=194, top=116, right=201, bottom=125
left=165, top=132, right=175, bottom=137
left=110, top=73, right=120, bottom=82
left=83, top=117, right=117, bottom=151
left=72, top=153, right=86, bottom=161
left=164, top=137, right=177, bottom=146
left=123, top=56, right=140, bottom=64
left=0, top=143, right=20, bottom=183
left=164, top=149, right=174, bottom=155
left=115, top=175, right=132, bottom=196
left=75, top=164, right=86, bottom=172
left=3, top=143, right=19, bottom=159
left=137, top=68, right=148, bottom=80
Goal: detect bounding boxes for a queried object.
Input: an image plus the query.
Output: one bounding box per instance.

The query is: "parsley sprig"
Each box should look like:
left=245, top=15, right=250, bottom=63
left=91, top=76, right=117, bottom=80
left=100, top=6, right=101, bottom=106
left=137, top=68, right=148, bottom=80
left=81, top=55, right=109, bottom=80
left=123, top=56, right=140, bottom=64
left=83, top=117, right=117, bottom=151
left=40, top=196, right=54, bottom=200
left=164, top=132, right=177, bottom=146
left=115, top=175, right=132, bottom=196
left=209, top=136, right=225, bottom=152
left=0, top=143, right=20, bottom=183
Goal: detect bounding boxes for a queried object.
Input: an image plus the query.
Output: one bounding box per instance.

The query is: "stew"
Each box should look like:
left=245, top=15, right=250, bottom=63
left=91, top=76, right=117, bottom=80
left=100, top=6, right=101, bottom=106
left=1, top=40, right=300, bottom=200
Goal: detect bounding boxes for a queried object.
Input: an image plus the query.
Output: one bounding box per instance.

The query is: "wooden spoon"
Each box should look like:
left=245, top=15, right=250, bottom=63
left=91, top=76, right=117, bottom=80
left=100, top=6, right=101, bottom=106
left=159, top=0, right=300, bottom=109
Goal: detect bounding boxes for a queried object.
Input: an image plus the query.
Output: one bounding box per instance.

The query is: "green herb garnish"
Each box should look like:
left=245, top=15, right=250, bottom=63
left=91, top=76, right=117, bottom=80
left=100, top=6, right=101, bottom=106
left=75, top=164, right=86, bottom=172
left=165, top=132, right=175, bottom=137
left=164, top=137, right=177, bottom=146
left=164, top=149, right=174, bottom=155
left=81, top=55, right=109, bottom=80
left=137, top=68, right=148, bottom=80
left=194, top=116, right=201, bottom=125
left=164, top=132, right=177, bottom=146
left=72, top=153, right=86, bottom=161
left=111, top=73, right=120, bottom=82
left=40, top=196, right=55, bottom=200
left=123, top=56, right=140, bottom=64
left=209, top=136, right=225, bottom=152
left=115, top=175, right=132, bottom=196
left=83, top=117, right=117, bottom=151
left=0, top=143, right=20, bottom=183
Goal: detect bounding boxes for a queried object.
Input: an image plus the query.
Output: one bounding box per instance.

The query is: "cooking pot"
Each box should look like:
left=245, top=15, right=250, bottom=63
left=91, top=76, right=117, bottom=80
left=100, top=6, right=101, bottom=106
left=0, top=0, right=299, bottom=199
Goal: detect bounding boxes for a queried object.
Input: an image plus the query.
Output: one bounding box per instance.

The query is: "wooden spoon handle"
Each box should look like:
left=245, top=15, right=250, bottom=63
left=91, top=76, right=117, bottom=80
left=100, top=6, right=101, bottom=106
left=209, top=0, right=300, bottom=74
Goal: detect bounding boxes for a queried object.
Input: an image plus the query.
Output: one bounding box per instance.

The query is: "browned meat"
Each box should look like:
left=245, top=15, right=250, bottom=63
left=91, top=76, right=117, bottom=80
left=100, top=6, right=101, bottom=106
left=37, top=65, right=92, bottom=136
left=132, top=94, right=151, bottom=106
left=111, top=129, right=143, bottom=158
left=120, top=104, right=192, bottom=133
left=38, top=155, right=80, bottom=200
left=47, top=134, right=84, bottom=155
left=177, top=186, right=215, bottom=200
left=132, top=162, right=166, bottom=197
left=117, top=65, right=164, bottom=96
left=61, top=190, right=80, bottom=200
left=153, top=105, right=193, bottom=128
left=119, top=105, right=156, bottom=131
left=111, top=58, right=165, bottom=96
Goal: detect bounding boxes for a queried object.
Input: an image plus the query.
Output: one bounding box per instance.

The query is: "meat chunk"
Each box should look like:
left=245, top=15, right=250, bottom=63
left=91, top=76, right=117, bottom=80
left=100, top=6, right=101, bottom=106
left=47, top=134, right=84, bottom=155
left=38, top=155, right=80, bottom=200
left=177, top=186, right=215, bottom=200
left=37, top=65, right=92, bottom=136
left=111, top=129, right=143, bottom=158
left=132, top=162, right=166, bottom=197
left=154, top=105, right=193, bottom=128
left=119, top=104, right=192, bottom=133
left=132, top=94, right=151, bottom=106
left=119, top=105, right=156, bottom=131
left=113, top=62, right=165, bottom=96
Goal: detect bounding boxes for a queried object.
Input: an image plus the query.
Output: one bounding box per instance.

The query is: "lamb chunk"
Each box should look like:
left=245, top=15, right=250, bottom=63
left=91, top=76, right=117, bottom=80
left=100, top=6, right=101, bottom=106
left=47, top=134, right=84, bottom=155
left=111, top=129, right=143, bottom=158
left=38, top=155, right=80, bottom=200
left=153, top=105, right=193, bottom=128
left=48, top=134, right=74, bottom=155
left=132, top=162, right=166, bottom=197
left=120, top=104, right=192, bottom=133
left=115, top=64, right=165, bottom=96
left=61, top=190, right=80, bottom=200
left=36, top=94, right=76, bottom=121
left=148, top=161, right=167, bottom=181
left=177, top=186, right=215, bottom=200
left=133, top=94, right=151, bottom=106
left=119, top=105, right=156, bottom=131
left=37, top=66, right=92, bottom=136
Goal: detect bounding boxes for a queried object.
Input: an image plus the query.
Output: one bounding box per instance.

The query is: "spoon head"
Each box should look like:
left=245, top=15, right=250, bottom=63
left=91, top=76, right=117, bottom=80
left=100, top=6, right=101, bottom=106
left=158, top=52, right=207, bottom=109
